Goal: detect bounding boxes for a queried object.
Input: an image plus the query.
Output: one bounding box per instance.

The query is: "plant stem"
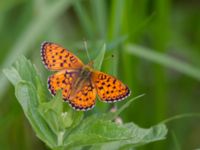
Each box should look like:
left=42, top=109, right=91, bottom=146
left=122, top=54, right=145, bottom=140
left=52, top=131, right=65, bottom=150
left=58, top=131, right=65, bottom=146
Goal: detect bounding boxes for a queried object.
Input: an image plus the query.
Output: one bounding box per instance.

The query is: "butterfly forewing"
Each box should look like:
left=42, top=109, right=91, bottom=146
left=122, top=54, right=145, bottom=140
left=91, top=71, right=131, bottom=103
left=41, top=42, right=84, bottom=71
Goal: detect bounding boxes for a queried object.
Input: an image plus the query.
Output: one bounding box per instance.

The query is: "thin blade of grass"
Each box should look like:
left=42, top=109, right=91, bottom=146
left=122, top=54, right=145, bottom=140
left=171, top=131, right=181, bottom=150
left=73, top=1, right=94, bottom=39
left=160, top=113, right=200, bottom=124
left=126, top=44, right=200, bottom=81
left=93, top=44, right=106, bottom=70
left=108, top=0, right=125, bottom=39
left=111, top=94, right=145, bottom=120
left=90, top=0, right=107, bottom=38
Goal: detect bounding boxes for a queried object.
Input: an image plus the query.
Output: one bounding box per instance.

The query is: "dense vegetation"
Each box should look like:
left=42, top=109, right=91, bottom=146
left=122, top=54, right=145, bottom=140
left=0, top=0, right=200, bottom=150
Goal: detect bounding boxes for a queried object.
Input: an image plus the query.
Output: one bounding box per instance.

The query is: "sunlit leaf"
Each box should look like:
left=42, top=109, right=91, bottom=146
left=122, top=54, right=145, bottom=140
left=64, top=115, right=167, bottom=149
left=15, top=81, right=56, bottom=148
left=4, top=56, right=167, bottom=150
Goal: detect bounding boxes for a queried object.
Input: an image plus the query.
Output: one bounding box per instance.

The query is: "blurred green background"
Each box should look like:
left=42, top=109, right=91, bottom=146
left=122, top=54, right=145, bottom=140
left=0, top=0, right=200, bottom=149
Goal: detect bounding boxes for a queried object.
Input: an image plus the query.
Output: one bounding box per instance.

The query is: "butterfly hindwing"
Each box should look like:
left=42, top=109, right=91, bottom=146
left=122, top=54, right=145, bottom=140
left=48, top=70, right=96, bottom=111
left=91, top=71, right=131, bottom=103
left=48, top=70, right=79, bottom=99
left=41, top=42, right=84, bottom=71
left=68, top=81, right=96, bottom=111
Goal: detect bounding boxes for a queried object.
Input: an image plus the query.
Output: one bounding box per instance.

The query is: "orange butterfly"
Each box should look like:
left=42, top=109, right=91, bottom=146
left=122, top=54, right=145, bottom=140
left=41, top=42, right=131, bottom=111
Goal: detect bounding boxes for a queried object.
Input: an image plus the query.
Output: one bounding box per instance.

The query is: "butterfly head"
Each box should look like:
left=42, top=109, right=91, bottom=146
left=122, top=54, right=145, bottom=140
left=87, top=61, right=94, bottom=68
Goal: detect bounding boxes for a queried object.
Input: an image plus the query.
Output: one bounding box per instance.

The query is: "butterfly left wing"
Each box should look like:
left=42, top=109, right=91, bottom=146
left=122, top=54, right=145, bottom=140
left=48, top=70, right=96, bottom=111
left=68, top=81, right=96, bottom=111
left=91, top=71, right=131, bottom=103
left=41, top=42, right=84, bottom=71
left=48, top=69, right=79, bottom=99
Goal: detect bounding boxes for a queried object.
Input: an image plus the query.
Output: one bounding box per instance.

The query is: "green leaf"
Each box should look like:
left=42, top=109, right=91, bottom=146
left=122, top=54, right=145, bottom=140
left=3, top=55, right=48, bottom=103
left=3, top=67, right=21, bottom=86
left=93, top=44, right=106, bottom=70
left=64, top=115, right=167, bottom=149
left=38, top=91, right=64, bottom=134
left=3, top=55, right=40, bottom=88
left=4, top=56, right=84, bottom=149
left=62, top=108, right=84, bottom=130
left=4, top=55, right=168, bottom=150
left=38, top=90, right=84, bottom=135
left=35, top=75, right=48, bottom=103
left=14, top=56, right=39, bottom=87
left=15, top=81, right=56, bottom=148
left=4, top=56, right=57, bottom=148
left=91, top=123, right=167, bottom=150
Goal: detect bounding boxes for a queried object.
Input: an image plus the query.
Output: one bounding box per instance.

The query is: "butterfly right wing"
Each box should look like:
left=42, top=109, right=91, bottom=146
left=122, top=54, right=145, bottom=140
left=41, top=42, right=84, bottom=71
left=48, top=69, right=79, bottom=99
left=91, top=71, right=131, bottom=103
left=68, top=81, right=96, bottom=111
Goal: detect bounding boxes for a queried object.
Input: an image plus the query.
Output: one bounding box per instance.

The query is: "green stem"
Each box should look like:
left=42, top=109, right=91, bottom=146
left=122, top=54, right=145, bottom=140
left=52, top=131, right=65, bottom=150
left=58, top=131, right=65, bottom=146
left=160, top=113, right=200, bottom=124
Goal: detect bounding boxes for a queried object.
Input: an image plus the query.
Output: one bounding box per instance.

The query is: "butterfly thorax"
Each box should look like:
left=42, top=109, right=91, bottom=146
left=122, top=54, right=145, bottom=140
left=80, top=65, right=93, bottom=79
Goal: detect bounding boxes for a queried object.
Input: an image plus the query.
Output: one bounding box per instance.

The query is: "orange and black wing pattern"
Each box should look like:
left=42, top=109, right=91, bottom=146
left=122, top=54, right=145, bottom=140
left=91, top=71, right=131, bottom=103
left=68, top=81, right=96, bottom=111
left=41, top=41, right=131, bottom=111
left=48, top=70, right=96, bottom=111
left=48, top=70, right=79, bottom=100
left=41, top=42, right=83, bottom=71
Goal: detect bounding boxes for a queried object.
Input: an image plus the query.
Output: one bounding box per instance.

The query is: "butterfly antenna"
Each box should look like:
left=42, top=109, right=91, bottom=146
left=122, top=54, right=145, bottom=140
left=84, top=40, right=91, bottom=62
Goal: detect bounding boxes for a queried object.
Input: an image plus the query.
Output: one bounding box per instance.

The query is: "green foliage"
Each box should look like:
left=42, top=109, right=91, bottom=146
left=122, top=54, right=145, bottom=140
left=3, top=56, right=167, bottom=150
left=0, top=0, right=75, bottom=100
left=1, top=0, right=200, bottom=149
left=93, top=44, right=106, bottom=70
left=126, top=44, right=200, bottom=81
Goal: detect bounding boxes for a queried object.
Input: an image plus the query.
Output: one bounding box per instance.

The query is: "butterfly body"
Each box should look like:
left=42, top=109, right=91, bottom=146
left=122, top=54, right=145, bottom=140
left=70, top=67, right=92, bottom=98
left=41, top=42, right=131, bottom=111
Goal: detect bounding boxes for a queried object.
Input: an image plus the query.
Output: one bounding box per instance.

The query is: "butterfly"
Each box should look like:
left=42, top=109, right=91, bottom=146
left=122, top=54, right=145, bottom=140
left=41, top=42, right=131, bottom=111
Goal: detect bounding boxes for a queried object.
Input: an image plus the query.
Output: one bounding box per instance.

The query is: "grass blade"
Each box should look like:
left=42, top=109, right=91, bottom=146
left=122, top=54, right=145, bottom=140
left=126, top=44, right=200, bottom=81
left=160, top=113, right=200, bottom=124
left=93, top=44, right=106, bottom=70
left=111, top=94, right=145, bottom=120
